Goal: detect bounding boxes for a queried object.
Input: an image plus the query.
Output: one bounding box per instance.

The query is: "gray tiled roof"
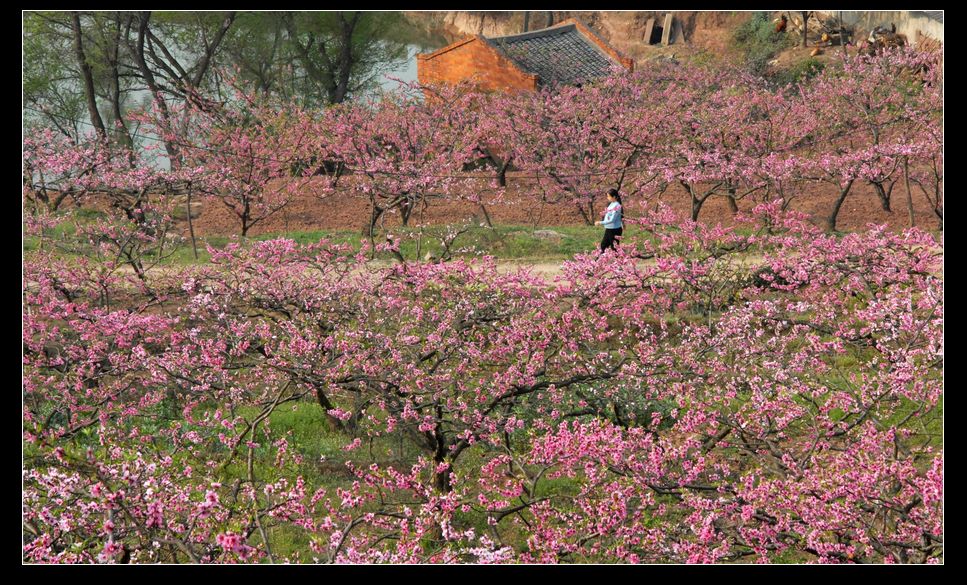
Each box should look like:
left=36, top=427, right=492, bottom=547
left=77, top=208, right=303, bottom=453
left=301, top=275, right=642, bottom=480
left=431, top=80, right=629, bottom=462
left=484, top=24, right=621, bottom=87
left=916, top=11, right=943, bottom=23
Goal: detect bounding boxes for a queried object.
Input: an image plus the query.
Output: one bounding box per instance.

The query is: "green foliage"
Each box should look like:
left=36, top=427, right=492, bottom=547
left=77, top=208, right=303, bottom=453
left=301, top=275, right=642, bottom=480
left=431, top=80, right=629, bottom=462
left=687, top=49, right=719, bottom=68
left=224, top=12, right=412, bottom=107
left=23, top=10, right=432, bottom=144
left=775, top=57, right=826, bottom=86
left=732, top=12, right=796, bottom=76
left=258, top=401, right=351, bottom=463
left=23, top=12, right=86, bottom=138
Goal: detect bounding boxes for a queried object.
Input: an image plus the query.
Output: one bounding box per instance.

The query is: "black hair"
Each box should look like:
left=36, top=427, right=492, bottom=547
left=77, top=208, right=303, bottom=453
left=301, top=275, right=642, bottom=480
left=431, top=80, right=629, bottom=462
left=607, top=188, right=622, bottom=205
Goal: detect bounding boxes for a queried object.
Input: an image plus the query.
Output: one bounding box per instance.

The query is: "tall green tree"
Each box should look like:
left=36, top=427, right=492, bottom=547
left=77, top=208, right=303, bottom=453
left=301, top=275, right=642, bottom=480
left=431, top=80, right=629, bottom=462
left=280, top=11, right=409, bottom=105
left=24, top=12, right=96, bottom=141
left=23, top=10, right=237, bottom=157
left=24, top=11, right=415, bottom=151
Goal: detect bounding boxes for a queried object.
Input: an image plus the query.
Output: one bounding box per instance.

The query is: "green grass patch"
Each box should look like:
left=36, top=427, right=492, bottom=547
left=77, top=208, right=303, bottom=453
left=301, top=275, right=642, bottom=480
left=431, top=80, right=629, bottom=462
left=56, top=223, right=615, bottom=266
left=774, top=56, right=826, bottom=86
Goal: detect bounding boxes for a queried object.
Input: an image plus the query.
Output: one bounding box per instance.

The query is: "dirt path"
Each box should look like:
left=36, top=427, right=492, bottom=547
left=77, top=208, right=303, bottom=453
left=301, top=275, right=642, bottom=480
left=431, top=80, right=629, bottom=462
left=494, top=261, right=567, bottom=279
left=358, top=254, right=774, bottom=282
left=100, top=246, right=945, bottom=284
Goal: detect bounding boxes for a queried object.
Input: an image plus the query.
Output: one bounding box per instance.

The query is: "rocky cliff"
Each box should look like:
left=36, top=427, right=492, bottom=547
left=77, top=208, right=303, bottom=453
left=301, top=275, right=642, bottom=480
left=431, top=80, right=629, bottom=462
left=402, top=11, right=754, bottom=62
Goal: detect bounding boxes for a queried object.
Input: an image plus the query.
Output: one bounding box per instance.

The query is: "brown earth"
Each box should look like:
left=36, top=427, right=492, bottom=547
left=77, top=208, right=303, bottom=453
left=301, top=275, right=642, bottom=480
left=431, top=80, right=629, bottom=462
left=184, top=173, right=941, bottom=238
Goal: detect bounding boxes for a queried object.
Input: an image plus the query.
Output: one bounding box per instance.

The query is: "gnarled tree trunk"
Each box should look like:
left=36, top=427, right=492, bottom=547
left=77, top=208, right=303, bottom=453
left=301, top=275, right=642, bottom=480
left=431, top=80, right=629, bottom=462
left=825, top=179, right=855, bottom=232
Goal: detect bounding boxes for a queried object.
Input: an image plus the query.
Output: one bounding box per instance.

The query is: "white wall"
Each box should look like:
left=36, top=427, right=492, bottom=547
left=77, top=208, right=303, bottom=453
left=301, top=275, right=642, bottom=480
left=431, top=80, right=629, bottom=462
left=815, top=10, right=943, bottom=47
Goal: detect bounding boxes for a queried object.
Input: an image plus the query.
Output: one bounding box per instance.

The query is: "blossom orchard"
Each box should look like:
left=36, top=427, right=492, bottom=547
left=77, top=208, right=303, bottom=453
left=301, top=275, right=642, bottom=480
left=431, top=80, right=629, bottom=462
left=23, top=48, right=942, bottom=242
left=23, top=48, right=942, bottom=564
left=24, top=198, right=942, bottom=563
left=319, top=83, right=485, bottom=239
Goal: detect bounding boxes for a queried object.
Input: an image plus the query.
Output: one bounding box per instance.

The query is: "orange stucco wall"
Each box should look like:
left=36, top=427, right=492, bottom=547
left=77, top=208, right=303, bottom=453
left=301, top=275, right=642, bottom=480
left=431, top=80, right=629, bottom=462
left=417, top=37, right=539, bottom=93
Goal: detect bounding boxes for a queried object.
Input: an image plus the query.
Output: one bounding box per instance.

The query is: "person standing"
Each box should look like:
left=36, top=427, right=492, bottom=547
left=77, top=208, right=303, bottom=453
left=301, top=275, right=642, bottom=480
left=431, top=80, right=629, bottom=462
left=595, top=189, right=623, bottom=252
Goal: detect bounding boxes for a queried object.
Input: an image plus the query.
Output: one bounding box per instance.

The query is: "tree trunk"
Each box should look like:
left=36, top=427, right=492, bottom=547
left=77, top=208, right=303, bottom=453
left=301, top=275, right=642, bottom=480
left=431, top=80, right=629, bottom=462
left=575, top=201, right=593, bottom=226
left=825, top=180, right=855, bottom=232
left=431, top=406, right=452, bottom=493
left=133, top=12, right=181, bottom=168
left=400, top=199, right=412, bottom=226
left=726, top=186, right=739, bottom=215
left=368, top=205, right=383, bottom=237
left=478, top=203, right=493, bottom=228
left=691, top=196, right=703, bottom=222
left=903, top=157, right=915, bottom=228
left=190, top=12, right=236, bottom=89
left=186, top=183, right=199, bottom=260
left=871, top=181, right=892, bottom=212
left=801, top=11, right=810, bottom=47
left=434, top=464, right=452, bottom=492
left=496, top=156, right=511, bottom=188
left=332, top=12, right=360, bottom=104
left=241, top=199, right=251, bottom=237
left=366, top=203, right=384, bottom=253
left=680, top=181, right=706, bottom=222
left=52, top=191, right=71, bottom=213
left=108, top=13, right=134, bottom=151
left=932, top=186, right=943, bottom=228
left=315, top=387, right=346, bottom=432
left=840, top=14, right=848, bottom=56
left=71, top=12, right=107, bottom=140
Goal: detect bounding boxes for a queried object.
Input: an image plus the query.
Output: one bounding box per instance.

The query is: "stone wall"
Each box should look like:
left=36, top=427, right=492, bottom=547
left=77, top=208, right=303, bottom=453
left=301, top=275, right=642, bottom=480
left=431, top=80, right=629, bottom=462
left=816, top=10, right=943, bottom=47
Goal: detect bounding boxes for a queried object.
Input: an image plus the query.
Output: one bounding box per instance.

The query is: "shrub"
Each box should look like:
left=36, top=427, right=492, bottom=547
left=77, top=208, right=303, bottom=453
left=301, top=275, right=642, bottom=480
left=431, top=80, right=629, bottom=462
left=733, top=11, right=796, bottom=75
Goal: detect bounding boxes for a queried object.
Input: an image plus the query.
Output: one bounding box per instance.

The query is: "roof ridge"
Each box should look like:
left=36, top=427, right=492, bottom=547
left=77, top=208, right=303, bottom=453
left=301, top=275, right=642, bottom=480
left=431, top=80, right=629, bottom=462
left=564, top=18, right=634, bottom=70
left=416, top=37, right=479, bottom=61
left=486, top=22, right=576, bottom=43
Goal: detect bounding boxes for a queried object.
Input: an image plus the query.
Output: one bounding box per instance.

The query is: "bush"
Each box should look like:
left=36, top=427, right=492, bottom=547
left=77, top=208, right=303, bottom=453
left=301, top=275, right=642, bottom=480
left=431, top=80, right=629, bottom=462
left=733, top=11, right=796, bottom=75
left=776, top=56, right=826, bottom=85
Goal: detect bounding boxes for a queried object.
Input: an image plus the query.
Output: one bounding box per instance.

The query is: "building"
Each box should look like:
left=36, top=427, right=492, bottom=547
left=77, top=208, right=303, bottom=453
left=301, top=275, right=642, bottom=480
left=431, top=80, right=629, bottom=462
left=417, top=18, right=635, bottom=92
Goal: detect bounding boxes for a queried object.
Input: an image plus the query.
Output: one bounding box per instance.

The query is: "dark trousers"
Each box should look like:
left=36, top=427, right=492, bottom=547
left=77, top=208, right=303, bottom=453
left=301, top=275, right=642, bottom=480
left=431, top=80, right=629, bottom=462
left=600, top=227, right=622, bottom=252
